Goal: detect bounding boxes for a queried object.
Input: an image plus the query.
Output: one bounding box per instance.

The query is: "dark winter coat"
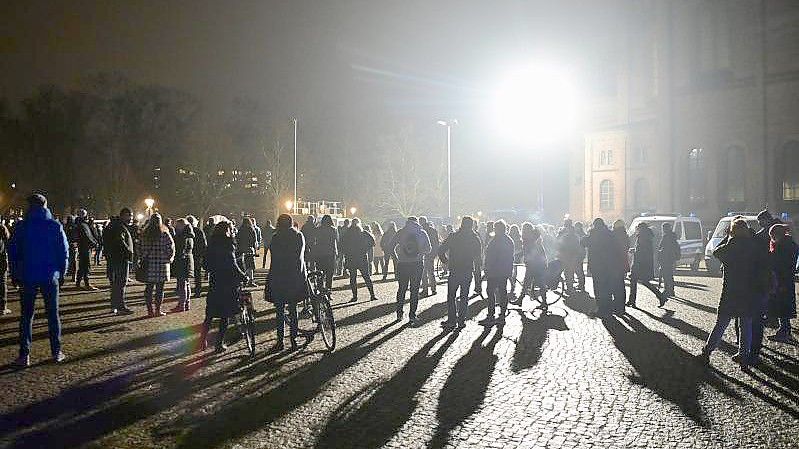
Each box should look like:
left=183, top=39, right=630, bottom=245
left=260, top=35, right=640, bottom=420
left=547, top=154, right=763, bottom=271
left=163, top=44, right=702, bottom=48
left=390, top=221, right=432, bottom=264
left=658, top=230, right=681, bottom=267
left=582, top=225, right=625, bottom=279
left=192, top=226, right=207, bottom=262
left=102, top=217, right=134, bottom=265
left=713, top=235, right=767, bottom=317
left=768, top=237, right=798, bottom=318
left=75, top=217, right=98, bottom=252
left=313, top=225, right=338, bottom=258
left=631, top=227, right=655, bottom=281
left=438, top=228, right=482, bottom=274
left=265, top=227, right=306, bottom=304
left=204, top=235, right=245, bottom=318
left=612, top=227, right=631, bottom=273
left=173, top=226, right=195, bottom=279
left=484, top=233, right=514, bottom=279
left=236, top=225, right=258, bottom=255
left=342, top=227, right=375, bottom=268
left=8, top=205, right=69, bottom=284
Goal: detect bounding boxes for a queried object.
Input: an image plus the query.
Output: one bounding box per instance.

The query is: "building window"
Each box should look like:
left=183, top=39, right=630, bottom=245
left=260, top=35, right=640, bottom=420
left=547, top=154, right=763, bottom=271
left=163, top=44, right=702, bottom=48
left=783, top=142, right=799, bottom=202
left=600, top=179, right=614, bottom=211
left=634, top=146, right=648, bottom=165
left=599, top=149, right=614, bottom=167
left=724, top=146, right=745, bottom=203
left=687, top=148, right=706, bottom=204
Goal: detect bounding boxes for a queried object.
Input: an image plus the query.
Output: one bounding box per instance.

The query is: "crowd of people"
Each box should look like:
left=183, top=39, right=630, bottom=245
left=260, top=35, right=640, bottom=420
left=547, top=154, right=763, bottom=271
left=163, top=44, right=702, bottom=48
left=0, top=193, right=796, bottom=371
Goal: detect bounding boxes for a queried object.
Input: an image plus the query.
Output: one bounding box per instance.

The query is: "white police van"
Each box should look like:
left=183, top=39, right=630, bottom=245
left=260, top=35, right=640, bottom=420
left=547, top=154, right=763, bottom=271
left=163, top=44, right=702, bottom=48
left=627, top=214, right=705, bottom=271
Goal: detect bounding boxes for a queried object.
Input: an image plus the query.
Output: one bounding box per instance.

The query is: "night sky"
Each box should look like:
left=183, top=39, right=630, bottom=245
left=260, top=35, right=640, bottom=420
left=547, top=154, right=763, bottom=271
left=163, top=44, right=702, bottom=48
left=1, top=0, right=627, bottom=215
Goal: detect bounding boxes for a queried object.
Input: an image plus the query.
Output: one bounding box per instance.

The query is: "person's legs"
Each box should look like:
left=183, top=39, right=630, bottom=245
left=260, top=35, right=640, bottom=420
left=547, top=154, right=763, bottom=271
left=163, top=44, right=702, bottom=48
left=381, top=255, right=389, bottom=279
left=155, top=282, right=165, bottom=313
left=408, top=261, right=423, bottom=319
left=457, top=272, right=471, bottom=324
left=287, top=301, right=298, bottom=341
left=444, top=274, right=458, bottom=325
left=576, top=259, right=585, bottom=290
left=593, top=276, right=610, bottom=315
left=18, top=284, right=37, bottom=358
left=611, top=276, right=626, bottom=313
left=361, top=265, right=375, bottom=298
left=750, top=311, right=766, bottom=358
left=662, top=266, right=675, bottom=296
left=485, top=278, right=498, bottom=319
left=0, top=270, right=7, bottom=312
left=144, top=283, right=154, bottom=314
left=216, top=317, right=228, bottom=349
left=200, top=316, right=212, bottom=349
left=42, top=279, right=62, bottom=357
left=778, top=317, right=792, bottom=337
left=738, top=316, right=753, bottom=360
left=704, top=314, right=733, bottom=353
left=473, top=259, right=483, bottom=294
left=275, top=301, right=286, bottom=342
left=627, top=274, right=639, bottom=305
left=349, top=265, right=358, bottom=299
left=395, top=264, right=411, bottom=319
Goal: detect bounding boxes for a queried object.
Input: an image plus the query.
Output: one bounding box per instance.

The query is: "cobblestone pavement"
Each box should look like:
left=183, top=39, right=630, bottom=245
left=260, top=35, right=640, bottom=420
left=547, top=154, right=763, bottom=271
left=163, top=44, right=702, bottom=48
left=0, top=264, right=798, bottom=449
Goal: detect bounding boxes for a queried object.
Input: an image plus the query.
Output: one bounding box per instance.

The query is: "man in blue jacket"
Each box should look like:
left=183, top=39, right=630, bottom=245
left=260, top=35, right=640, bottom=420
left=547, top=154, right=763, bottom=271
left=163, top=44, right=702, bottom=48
left=8, top=194, right=69, bottom=367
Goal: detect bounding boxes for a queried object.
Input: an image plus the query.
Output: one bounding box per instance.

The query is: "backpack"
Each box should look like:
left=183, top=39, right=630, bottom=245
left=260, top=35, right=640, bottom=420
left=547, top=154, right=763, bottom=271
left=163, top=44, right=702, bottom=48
left=401, top=232, right=420, bottom=258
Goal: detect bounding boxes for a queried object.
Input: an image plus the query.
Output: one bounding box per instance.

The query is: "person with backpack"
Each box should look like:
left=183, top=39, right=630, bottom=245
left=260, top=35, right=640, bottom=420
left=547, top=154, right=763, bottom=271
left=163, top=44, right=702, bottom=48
left=8, top=194, right=69, bottom=367
left=389, top=217, right=432, bottom=325
left=438, top=216, right=481, bottom=330
left=481, top=219, right=514, bottom=326
left=658, top=222, right=681, bottom=301
left=103, top=208, right=135, bottom=315
left=341, top=218, right=377, bottom=302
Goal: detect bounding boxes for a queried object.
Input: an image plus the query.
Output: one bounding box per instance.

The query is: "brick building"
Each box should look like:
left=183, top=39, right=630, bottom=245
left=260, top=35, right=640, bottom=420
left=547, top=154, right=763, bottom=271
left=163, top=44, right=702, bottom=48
left=570, top=0, right=799, bottom=227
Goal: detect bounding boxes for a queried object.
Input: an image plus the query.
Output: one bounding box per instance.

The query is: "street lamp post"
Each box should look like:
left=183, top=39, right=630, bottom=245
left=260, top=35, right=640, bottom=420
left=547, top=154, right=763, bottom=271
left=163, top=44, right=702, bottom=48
left=437, top=119, right=458, bottom=220
left=292, top=117, right=298, bottom=215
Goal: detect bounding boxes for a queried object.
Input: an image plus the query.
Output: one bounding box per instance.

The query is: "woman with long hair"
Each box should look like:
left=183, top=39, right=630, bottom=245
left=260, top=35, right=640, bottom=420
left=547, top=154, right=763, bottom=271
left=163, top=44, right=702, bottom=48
left=265, top=214, right=306, bottom=352
left=767, top=223, right=799, bottom=343
left=201, top=221, right=246, bottom=352
left=137, top=213, right=175, bottom=317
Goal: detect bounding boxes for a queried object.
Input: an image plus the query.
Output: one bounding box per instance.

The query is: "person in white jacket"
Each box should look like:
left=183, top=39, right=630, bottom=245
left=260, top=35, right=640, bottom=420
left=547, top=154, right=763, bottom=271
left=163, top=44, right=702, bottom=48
left=389, top=217, right=432, bottom=326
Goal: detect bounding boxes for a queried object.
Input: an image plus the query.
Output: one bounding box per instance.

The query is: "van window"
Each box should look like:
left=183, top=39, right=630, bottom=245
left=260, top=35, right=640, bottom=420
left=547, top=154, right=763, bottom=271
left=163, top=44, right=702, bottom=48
left=684, top=222, right=702, bottom=240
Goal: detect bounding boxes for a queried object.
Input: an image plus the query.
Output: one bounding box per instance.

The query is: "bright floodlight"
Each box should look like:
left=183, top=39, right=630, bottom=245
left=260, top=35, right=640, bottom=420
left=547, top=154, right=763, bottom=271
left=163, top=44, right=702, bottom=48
left=490, top=64, right=577, bottom=145
left=144, top=197, right=155, bottom=209
left=285, top=200, right=294, bottom=212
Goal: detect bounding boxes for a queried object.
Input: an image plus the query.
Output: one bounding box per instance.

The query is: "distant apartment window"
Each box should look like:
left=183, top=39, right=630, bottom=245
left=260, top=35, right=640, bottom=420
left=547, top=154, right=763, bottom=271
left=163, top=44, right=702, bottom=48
left=599, top=149, right=614, bottom=167
left=600, top=180, right=614, bottom=211
left=725, top=146, right=745, bottom=203
left=688, top=148, right=706, bottom=204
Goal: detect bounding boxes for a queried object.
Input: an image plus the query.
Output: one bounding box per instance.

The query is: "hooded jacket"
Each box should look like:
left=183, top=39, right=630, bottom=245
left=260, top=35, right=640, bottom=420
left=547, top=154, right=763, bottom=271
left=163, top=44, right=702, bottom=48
left=484, top=232, right=514, bottom=279
left=8, top=205, right=69, bottom=284
left=438, top=227, right=482, bottom=274
left=390, top=220, right=432, bottom=264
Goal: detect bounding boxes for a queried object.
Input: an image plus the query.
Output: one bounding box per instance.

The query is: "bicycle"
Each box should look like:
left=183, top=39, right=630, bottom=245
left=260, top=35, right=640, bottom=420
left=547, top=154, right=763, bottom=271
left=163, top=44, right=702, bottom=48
left=235, top=287, right=257, bottom=357
left=508, top=263, right=561, bottom=311
left=283, top=269, right=337, bottom=351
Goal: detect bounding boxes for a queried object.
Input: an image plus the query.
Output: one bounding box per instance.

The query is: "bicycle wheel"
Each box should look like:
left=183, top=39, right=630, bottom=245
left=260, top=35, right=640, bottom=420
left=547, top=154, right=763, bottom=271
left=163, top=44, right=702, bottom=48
left=316, top=293, right=336, bottom=351
left=241, top=308, right=256, bottom=357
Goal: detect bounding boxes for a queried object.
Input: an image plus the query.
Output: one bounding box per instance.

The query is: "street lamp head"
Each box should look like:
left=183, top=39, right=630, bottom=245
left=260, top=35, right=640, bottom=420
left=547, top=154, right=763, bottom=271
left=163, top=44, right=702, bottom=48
left=437, top=119, right=458, bottom=127
left=144, top=197, right=155, bottom=209
left=285, top=200, right=294, bottom=212
left=349, top=207, right=357, bottom=215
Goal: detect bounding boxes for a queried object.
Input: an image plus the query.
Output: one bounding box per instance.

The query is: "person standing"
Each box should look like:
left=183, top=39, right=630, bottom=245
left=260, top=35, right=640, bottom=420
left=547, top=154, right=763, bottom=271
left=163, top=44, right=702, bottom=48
left=699, top=218, right=764, bottom=368
left=481, top=220, right=514, bottom=326
left=8, top=194, right=69, bottom=367
left=767, top=224, right=798, bottom=343
left=300, top=216, right=317, bottom=269
left=64, top=215, right=77, bottom=283
left=390, top=217, right=432, bottom=325
left=419, top=216, right=440, bottom=297
left=0, top=223, right=11, bottom=315
left=627, top=222, right=664, bottom=308
left=313, top=215, right=338, bottom=290
left=341, top=218, right=377, bottom=302
left=372, top=222, right=385, bottom=276
left=581, top=218, right=623, bottom=317
left=438, top=216, right=481, bottom=330
left=266, top=214, right=306, bottom=352
left=74, top=209, right=99, bottom=290
left=187, top=215, right=207, bottom=298
left=557, top=219, right=582, bottom=295
left=103, top=209, right=135, bottom=315
left=261, top=219, right=276, bottom=270
left=92, top=220, right=104, bottom=266
left=236, top=217, right=259, bottom=287
left=515, top=224, right=547, bottom=309
left=201, top=221, right=246, bottom=352
left=751, top=210, right=782, bottom=359
left=658, top=222, right=681, bottom=301
left=380, top=221, right=398, bottom=280
left=509, top=224, right=523, bottom=296
left=573, top=221, right=587, bottom=291
left=137, top=214, right=175, bottom=317
left=171, top=218, right=195, bottom=312
left=336, top=219, right=350, bottom=276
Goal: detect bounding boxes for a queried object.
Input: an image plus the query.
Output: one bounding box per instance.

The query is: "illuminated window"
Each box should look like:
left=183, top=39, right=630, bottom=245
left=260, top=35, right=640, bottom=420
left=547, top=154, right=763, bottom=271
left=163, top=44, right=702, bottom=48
left=600, top=180, right=614, bottom=210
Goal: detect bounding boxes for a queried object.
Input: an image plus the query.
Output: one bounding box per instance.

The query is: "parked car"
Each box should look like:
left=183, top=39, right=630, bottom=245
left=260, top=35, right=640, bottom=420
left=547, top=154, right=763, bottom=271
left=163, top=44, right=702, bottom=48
left=628, top=214, right=705, bottom=271
left=704, top=213, right=762, bottom=276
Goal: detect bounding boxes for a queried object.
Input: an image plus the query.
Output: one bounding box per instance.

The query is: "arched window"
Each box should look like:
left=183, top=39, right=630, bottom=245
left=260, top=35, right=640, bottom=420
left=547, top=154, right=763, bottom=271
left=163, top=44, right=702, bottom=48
left=687, top=148, right=706, bottom=204
left=725, top=146, right=746, bottom=203
left=634, top=178, right=649, bottom=209
left=600, top=180, right=614, bottom=210
left=783, top=142, right=799, bottom=201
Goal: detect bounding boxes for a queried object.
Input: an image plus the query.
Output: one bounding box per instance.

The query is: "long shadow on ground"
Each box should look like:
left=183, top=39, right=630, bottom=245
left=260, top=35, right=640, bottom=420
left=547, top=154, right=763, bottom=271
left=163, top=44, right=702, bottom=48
left=511, top=310, right=568, bottom=373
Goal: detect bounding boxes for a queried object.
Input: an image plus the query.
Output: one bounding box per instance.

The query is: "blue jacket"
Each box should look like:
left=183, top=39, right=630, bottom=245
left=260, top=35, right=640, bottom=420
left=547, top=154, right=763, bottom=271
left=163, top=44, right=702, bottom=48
left=8, top=205, right=69, bottom=284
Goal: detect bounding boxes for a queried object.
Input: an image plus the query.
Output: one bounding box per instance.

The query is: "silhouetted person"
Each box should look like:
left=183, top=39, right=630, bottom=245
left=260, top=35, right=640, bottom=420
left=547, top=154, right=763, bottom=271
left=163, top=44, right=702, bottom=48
left=766, top=224, right=798, bottom=343
left=266, top=214, right=306, bottom=352
left=627, top=221, right=663, bottom=308
left=201, top=221, right=246, bottom=353
left=419, top=216, right=440, bottom=296
left=0, top=223, right=10, bottom=315
left=371, top=222, right=385, bottom=276
left=300, top=215, right=317, bottom=269
left=64, top=215, right=77, bottom=283
left=187, top=215, right=207, bottom=297
left=699, top=218, right=765, bottom=368
left=515, top=223, right=547, bottom=309
left=751, top=209, right=782, bottom=359
left=261, top=219, right=276, bottom=270
left=8, top=194, right=69, bottom=367
left=390, top=217, right=432, bottom=326
left=573, top=221, right=587, bottom=290
left=481, top=219, right=514, bottom=326
left=236, top=217, right=259, bottom=286
left=658, top=222, right=681, bottom=301
left=75, top=209, right=99, bottom=289
left=341, top=218, right=377, bottom=302
left=103, top=208, right=135, bottom=315
left=380, top=221, right=398, bottom=280
left=313, top=215, right=338, bottom=290
left=438, top=215, right=481, bottom=330
left=582, top=218, right=623, bottom=317
left=171, top=218, right=195, bottom=312
left=557, top=219, right=582, bottom=294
